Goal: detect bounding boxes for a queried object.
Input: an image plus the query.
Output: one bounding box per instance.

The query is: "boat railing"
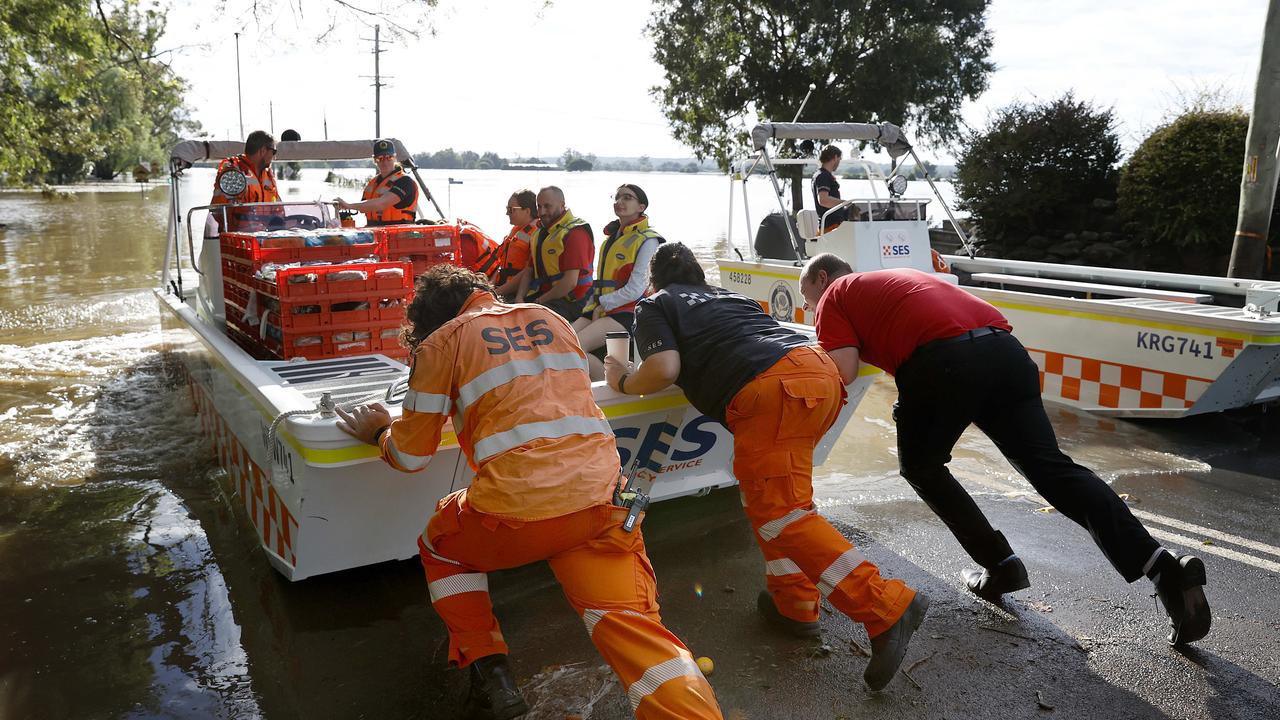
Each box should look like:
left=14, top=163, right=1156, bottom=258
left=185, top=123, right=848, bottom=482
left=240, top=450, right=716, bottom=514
left=180, top=200, right=336, bottom=277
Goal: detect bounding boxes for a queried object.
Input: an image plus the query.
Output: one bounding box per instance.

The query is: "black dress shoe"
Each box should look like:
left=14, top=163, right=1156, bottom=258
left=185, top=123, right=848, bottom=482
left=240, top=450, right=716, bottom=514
left=461, top=654, right=528, bottom=720
left=1152, top=552, right=1211, bottom=646
left=961, top=555, right=1030, bottom=602
left=864, top=592, right=930, bottom=691
left=756, top=590, right=821, bottom=638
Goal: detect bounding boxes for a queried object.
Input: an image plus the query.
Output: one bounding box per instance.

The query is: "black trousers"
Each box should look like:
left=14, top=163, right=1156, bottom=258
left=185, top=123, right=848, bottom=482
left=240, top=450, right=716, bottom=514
left=893, top=330, right=1159, bottom=583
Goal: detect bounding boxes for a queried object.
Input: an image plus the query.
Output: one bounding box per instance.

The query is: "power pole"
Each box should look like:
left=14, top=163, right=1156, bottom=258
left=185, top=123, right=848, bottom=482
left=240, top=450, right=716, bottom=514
left=269, top=100, right=275, bottom=135
left=1229, top=0, right=1280, bottom=279
left=234, top=32, right=244, bottom=138
left=359, top=25, right=392, bottom=138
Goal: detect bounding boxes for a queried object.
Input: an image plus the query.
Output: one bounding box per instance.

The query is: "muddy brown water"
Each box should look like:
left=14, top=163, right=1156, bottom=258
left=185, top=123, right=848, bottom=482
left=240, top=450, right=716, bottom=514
left=1, top=177, right=1275, bottom=719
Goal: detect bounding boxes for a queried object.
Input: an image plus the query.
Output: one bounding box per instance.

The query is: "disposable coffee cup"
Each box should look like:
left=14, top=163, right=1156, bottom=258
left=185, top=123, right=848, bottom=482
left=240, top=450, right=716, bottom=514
left=605, top=331, right=630, bottom=363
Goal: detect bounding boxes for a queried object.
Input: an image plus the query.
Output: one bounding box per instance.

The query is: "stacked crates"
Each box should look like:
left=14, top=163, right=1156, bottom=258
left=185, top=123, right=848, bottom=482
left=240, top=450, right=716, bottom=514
left=221, top=229, right=414, bottom=361
left=378, top=224, right=461, bottom=276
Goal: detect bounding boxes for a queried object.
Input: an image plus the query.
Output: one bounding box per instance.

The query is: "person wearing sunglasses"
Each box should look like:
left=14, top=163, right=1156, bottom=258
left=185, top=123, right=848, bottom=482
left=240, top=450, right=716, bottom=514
left=333, top=139, right=419, bottom=226
left=493, top=189, right=538, bottom=299
left=209, top=130, right=282, bottom=232
left=572, top=184, right=663, bottom=379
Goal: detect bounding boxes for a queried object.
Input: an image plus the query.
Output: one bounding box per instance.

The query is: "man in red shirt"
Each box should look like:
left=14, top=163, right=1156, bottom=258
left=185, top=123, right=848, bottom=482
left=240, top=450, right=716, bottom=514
left=515, top=186, right=594, bottom=321
left=799, top=253, right=1211, bottom=648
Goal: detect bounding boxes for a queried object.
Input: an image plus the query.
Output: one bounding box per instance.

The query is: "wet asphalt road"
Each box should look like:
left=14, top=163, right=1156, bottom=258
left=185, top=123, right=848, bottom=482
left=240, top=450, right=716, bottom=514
left=177, top=449, right=1278, bottom=720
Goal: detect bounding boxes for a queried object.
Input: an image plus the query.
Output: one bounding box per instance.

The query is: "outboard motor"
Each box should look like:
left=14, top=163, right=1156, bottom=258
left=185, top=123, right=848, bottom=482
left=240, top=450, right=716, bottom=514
left=753, top=211, right=800, bottom=260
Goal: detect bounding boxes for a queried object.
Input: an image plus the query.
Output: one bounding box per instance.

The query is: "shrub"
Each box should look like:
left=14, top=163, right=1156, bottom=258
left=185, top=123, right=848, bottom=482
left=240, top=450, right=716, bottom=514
left=955, top=94, right=1121, bottom=248
left=1118, top=109, right=1249, bottom=258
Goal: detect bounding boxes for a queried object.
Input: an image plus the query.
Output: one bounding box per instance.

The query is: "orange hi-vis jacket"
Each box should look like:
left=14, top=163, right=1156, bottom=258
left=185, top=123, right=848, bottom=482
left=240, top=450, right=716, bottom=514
left=361, top=166, right=419, bottom=224
left=379, top=291, right=620, bottom=523
left=211, top=155, right=281, bottom=230
left=496, top=221, right=536, bottom=284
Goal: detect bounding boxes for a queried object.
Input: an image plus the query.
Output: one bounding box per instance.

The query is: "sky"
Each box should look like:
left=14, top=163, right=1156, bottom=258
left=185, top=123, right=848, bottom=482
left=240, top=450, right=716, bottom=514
left=162, top=0, right=1269, bottom=164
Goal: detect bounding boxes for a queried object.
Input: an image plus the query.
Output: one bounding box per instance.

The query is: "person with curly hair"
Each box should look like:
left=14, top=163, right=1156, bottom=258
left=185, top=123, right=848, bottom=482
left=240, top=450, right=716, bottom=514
left=336, top=264, right=722, bottom=720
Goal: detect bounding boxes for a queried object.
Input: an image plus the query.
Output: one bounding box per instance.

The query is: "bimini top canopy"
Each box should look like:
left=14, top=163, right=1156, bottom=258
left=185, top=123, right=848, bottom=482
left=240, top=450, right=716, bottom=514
left=168, top=139, right=413, bottom=167
left=750, top=122, right=911, bottom=159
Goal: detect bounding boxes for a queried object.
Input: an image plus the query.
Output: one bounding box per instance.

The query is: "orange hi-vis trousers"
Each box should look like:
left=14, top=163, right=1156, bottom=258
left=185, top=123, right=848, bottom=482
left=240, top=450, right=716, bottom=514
left=725, top=346, right=916, bottom=639
left=420, top=489, right=723, bottom=720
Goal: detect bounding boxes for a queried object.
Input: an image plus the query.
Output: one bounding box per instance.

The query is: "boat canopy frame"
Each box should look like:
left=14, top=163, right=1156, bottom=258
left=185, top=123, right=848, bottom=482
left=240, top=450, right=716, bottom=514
left=740, top=121, right=974, bottom=262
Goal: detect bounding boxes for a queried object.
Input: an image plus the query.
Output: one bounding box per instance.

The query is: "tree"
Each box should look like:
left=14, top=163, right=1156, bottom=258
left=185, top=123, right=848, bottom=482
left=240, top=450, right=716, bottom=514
left=0, top=0, right=199, bottom=184
left=955, top=94, right=1121, bottom=247
left=1118, top=108, right=1280, bottom=273
left=647, top=0, right=994, bottom=168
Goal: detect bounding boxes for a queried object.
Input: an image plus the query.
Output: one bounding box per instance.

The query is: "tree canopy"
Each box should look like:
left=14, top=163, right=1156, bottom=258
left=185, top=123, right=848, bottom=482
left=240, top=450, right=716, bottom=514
left=647, top=0, right=994, bottom=167
left=955, top=94, right=1121, bottom=245
left=0, top=0, right=200, bottom=183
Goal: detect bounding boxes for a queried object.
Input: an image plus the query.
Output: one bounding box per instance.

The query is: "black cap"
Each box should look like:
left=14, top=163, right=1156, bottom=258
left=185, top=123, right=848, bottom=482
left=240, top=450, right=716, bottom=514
left=373, top=139, right=395, bottom=157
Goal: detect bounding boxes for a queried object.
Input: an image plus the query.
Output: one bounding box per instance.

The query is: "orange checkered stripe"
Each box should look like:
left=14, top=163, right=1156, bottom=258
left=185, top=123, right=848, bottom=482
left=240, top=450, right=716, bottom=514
left=1026, top=349, right=1213, bottom=411
left=186, top=372, right=299, bottom=567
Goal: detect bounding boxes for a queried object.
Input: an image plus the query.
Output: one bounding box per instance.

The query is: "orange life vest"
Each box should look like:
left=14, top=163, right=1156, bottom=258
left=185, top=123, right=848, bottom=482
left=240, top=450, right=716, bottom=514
left=211, top=155, right=282, bottom=231
left=361, top=166, right=419, bottom=225
left=379, top=291, right=619, bottom=523
left=496, top=222, right=537, bottom=284
left=458, top=222, right=502, bottom=281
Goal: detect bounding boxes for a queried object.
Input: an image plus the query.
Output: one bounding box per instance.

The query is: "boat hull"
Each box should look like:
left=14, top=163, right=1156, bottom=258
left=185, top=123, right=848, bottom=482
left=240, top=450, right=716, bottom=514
left=717, top=258, right=1280, bottom=418
left=157, top=289, right=872, bottom=580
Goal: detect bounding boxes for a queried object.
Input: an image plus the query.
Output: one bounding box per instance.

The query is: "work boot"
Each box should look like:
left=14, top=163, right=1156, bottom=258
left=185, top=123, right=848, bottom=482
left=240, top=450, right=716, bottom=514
left=461, top=654, right=527, bottom=720
left=1151, top=551, right=1211, bottom=647
left=756, top=590, right=821, bottom=638
left=961, top=555, right=1030, bottom=602
left=864, top=592, right=931, bottom=691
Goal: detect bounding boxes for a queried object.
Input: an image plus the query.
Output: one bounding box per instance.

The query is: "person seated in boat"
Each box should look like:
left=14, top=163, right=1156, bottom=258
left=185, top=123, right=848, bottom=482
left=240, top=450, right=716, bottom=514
left=798, top=253, right=1212, bottom=648
left=335, top=265, right=723, bottom=720
left=604, top=243, right=929, bottom=692
left=514, top=186, right=594, bottom=321
left=573, top=184, right=663, bottom=379
left=210, top=130, right=283, bottom=233
left=493, top=189, right=538, bottom=299
left=332, top=139, right=418, bottom=226
left=812, top=144, right=851, bottom=230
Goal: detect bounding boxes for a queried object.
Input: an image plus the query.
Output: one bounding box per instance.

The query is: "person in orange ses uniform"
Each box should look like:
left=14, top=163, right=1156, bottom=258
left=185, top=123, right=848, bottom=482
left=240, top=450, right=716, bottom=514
left=604, top=242, right=930, bottom=691
left=336, top=265, right=722, bottom=720
left=209, top=130, right=282, bottom=232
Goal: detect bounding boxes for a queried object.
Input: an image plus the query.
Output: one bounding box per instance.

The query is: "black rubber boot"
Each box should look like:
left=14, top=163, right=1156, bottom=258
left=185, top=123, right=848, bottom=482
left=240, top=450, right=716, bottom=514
left=1152, top=552, right=1211, bottom=647
left=961, top=555, right=1031, bottom=602
left=461, top=654, right=528, bottom=720
left=756, top=590, right=821, bottom=638
left=864, top=592, right=931, bottom=691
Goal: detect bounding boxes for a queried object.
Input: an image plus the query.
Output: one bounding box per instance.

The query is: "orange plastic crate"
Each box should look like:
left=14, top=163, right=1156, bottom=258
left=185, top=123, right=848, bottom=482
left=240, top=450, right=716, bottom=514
left=220, top=231, right=381, bottom=267
left=376, top=224, right=461, bottom=260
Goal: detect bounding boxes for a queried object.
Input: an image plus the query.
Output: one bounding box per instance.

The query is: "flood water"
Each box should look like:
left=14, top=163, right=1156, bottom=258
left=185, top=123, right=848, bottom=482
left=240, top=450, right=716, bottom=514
left=0, top=169, right=1275, bottom=719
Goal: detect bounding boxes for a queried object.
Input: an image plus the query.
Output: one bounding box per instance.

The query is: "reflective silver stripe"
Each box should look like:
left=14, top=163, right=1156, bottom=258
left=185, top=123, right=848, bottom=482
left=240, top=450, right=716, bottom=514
left=765, top=558, right=803, bottom=577
left=421, top=536, right=461, bottom=566
left=581, top=608, right=645, bottom=638
left=817, top=548, right=868, bottom=597
left=739, top=490, right=749, bottom=507
left=757, top=508, right=810, bottom=542
left=472, top=416, right=614, bottom=461
left=404, top=389, right=452, bottom=415
left=456, top=353, right=588, bottom=412
left=627, top=653, right=702, bottom=712
left=386, top=436, right=432, bottom=471
left=428, top=572, right=489, bottom=602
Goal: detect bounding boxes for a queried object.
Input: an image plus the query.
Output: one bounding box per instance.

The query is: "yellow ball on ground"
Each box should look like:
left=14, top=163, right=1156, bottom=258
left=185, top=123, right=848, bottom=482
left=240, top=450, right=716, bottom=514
left=696, top=656, right=714, bottom=675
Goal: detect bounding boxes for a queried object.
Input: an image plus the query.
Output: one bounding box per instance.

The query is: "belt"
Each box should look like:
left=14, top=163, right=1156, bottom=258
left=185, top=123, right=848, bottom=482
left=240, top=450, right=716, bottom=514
left=914, top=325, right=1007, bottom=356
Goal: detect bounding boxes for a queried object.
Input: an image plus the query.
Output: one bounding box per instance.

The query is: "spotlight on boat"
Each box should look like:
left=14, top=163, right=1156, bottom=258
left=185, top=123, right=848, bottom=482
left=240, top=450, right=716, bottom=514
left=886, top=173, right=908, bottom=198
left=217, top=167, right=248, bottom=198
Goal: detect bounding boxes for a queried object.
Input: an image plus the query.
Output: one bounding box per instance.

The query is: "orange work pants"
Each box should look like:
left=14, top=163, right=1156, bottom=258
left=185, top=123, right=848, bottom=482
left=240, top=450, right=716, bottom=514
left=725, top=346, right=915, bottom=638
left=420, top=490, right=722, bottom=720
